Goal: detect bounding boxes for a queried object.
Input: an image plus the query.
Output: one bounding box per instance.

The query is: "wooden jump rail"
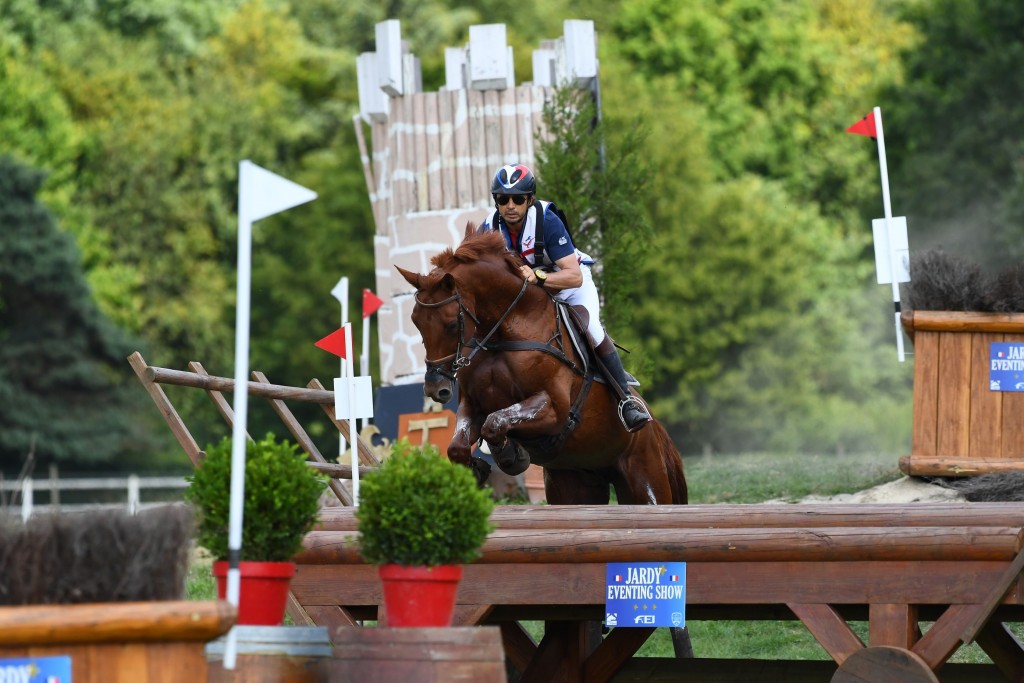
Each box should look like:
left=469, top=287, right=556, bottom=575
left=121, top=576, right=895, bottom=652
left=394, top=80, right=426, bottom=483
left=292, top=504, right=1024, bottom=682
left=128, top=351, right=380, bottom=508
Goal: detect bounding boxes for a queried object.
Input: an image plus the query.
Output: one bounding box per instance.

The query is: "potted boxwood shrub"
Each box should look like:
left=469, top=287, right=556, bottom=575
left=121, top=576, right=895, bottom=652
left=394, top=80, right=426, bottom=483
left=356, top=440, right=495, bottom=626
left=185, top=433, right=327, bottom=625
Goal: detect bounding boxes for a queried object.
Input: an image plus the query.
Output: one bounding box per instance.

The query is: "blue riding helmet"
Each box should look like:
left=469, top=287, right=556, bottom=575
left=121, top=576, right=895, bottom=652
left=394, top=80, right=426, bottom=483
left=491, top=164, right=536, bottom=195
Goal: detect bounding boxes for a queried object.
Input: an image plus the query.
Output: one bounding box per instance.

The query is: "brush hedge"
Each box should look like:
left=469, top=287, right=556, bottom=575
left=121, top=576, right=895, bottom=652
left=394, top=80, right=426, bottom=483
left=356, top=440, right=494, bottom=567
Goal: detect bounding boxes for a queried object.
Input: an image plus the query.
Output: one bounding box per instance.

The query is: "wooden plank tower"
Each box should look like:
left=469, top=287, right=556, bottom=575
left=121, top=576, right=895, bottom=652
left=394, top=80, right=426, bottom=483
left=355, top=19, right=598, bottom=387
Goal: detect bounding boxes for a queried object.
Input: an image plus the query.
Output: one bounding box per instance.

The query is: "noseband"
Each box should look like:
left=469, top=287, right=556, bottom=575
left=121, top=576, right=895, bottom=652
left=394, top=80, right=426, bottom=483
left=416, top=277, right=529, bottom=382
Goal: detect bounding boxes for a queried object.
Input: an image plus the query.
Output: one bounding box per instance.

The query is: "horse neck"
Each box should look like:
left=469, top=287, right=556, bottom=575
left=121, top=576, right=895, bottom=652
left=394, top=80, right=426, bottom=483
left=457, top=263, right=549, bottom=340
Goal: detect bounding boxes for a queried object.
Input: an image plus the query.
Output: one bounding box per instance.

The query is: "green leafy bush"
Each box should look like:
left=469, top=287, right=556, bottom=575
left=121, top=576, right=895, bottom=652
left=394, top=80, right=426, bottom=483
left=356, top=440, right=494, bottom=567
left=185, top=433, right=327, bottom=562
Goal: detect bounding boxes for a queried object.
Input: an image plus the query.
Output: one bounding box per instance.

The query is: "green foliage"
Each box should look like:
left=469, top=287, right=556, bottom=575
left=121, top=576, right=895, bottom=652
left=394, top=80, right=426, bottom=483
left=535, top=85, right=653, bottom=333
left=185, top=433, right=327, bottom=561
left=886, top=0, right=1024, bottom=268
left=356, top=440, right=494, bottom=567
left=0, top=155, right=160, bottom=469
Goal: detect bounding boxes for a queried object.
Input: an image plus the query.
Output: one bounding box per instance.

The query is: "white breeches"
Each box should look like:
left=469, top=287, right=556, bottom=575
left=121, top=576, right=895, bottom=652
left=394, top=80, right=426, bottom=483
left=554, top=265, right=604, bottom=345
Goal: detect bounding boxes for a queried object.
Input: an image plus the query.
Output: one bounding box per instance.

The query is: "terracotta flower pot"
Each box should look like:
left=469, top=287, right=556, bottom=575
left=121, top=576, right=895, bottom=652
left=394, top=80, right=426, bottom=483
left=212, top=561, right=295, bottom=625
left=378, top=564, right=462, bottom=627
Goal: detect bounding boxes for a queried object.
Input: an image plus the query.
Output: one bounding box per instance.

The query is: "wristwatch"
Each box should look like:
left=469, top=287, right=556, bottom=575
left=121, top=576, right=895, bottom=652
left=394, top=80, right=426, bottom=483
left=534, top=269, right=548, bottom=287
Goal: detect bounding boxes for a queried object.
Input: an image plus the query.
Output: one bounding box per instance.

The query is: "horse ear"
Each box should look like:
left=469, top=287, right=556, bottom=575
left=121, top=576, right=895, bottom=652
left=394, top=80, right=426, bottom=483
left=465, top=221, right=479, bottom=239
left=441, top=272, right=456, bottom=292
left=395, top=265, right=422, bottom=289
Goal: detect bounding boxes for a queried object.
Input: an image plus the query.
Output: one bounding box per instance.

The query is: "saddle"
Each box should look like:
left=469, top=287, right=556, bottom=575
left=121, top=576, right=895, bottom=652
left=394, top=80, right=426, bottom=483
left=557, top=303, right=640, bottom=387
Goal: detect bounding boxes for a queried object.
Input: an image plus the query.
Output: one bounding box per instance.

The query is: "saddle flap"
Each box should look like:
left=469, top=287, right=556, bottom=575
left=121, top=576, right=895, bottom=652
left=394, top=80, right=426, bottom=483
left=557, top=303, right=639, bottom=386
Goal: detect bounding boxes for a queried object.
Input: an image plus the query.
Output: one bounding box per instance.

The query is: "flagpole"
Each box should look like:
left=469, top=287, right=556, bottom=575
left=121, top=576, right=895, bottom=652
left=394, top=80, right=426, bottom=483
left=225, top=161, right=316, bottom=669
left=345, top=322, right=360, bottom=506
left=873, top=107, right=906, bottom=362
left=331, top=277, right=349, bottom=453
left=224, top=172, right=252, bottom=671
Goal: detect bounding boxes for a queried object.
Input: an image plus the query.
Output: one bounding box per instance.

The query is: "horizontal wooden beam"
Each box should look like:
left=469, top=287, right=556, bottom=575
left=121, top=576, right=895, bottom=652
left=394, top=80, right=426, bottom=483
left=0, top=600, right=235, bottom=645
left=290, top=561, right=1024, bottom=609
left=316, top=502, right=1024, bottom=532
left=901, top=310, right=1024, bottom=335
left=900, top=456, right=1024, bottom=477
left=145, top=366, right=334, bottom=404
left=298, top=526, right=1024, bottom=565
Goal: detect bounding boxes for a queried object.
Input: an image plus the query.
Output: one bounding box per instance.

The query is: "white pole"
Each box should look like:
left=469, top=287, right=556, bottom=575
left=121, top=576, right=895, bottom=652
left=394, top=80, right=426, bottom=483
left=360, top=317, right=370, bottom=431
left=346, top=323, right=360, bottom=506
left=873, top=107, right=906, bottom=363
left=127, top=474, right=140, bottom=515
left=21, top=478, right=32, bottom=522
left=331, top=277, right=349, bottom=454
left=223, top=198, right=252, bottom=670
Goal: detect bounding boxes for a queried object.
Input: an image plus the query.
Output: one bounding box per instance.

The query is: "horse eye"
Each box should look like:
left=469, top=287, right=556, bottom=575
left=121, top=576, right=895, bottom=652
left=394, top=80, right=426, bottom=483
left=444, top=321, right=458, bottom=335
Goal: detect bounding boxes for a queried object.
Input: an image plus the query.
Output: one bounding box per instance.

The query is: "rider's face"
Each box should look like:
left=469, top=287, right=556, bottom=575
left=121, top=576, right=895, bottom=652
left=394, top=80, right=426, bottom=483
left=497, top=194, right=532, bottom=227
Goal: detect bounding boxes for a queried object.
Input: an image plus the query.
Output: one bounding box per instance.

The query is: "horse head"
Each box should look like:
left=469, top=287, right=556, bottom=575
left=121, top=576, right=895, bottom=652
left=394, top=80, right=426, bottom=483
left=397, top=223, right=525, bottom=404
left=396, top=265, right=467, bottom=404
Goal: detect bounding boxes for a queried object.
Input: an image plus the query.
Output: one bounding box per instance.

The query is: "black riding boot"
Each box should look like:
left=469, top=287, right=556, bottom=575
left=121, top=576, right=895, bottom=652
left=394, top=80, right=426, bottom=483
left=599, top=348, right=652, bottom=433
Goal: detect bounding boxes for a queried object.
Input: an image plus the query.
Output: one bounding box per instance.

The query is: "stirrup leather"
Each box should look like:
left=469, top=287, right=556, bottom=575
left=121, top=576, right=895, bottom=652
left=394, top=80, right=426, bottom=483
left=617, top=395, right=650, bottom=430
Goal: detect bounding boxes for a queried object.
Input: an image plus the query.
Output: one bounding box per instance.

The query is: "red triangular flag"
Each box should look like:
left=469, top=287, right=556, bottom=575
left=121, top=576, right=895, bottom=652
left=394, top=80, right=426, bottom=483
left=362, top=289, right=383, bottom=318
left=314, top=328, right=347, bottom=358
left=845, top=113, right=877, bottom=139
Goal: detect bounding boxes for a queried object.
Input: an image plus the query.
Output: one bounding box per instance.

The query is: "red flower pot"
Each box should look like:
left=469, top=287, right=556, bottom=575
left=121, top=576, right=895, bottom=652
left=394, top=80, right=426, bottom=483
left=212, top=561, right=296, bottom=625
left=378, top=564, right=462, bottom=627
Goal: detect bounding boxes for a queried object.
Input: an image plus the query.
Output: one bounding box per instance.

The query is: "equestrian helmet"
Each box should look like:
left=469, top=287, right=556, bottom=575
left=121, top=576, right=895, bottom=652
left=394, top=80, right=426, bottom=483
left=491, top=164, right=536, bottom=195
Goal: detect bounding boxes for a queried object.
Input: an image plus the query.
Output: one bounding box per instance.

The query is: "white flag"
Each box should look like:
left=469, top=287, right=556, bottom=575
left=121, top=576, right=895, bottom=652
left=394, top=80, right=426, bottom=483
left=239, top=160, right=317, bottom=222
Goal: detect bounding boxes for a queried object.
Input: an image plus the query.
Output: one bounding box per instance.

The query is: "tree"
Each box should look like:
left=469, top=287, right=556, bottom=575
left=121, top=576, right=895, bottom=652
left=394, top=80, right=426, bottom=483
left=0, top=156, right=162, bottom=470
left=886, top=0, right=1024, bottom=269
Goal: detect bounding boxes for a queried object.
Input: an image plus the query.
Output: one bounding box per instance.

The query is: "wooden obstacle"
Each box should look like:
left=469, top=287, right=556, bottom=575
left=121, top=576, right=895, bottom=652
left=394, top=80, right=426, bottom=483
left=901, top=311, right=1024, bottom=477
left=132, top=353, right=1024, bottom=679
left=295, top=503, right=1024, bottom=682
left=0, top=601, right=234, bottom=682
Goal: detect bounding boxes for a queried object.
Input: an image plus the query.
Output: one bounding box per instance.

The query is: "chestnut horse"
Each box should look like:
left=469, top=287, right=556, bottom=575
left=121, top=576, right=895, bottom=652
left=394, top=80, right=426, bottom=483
left=396, top=224, right=687, bottom=506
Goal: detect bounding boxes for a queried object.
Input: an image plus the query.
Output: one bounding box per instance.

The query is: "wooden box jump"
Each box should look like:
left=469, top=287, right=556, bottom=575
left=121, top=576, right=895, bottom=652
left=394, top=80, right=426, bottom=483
left=901, top=311, right=1024, bottom=477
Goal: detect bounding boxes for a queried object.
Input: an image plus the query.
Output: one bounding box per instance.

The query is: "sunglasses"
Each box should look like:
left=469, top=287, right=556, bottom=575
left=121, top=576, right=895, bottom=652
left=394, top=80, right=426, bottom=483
left=494, top=194, right=529, bottom=206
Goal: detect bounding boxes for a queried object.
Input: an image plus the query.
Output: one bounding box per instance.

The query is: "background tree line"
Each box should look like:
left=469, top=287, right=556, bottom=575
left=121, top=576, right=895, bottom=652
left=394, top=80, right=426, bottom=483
left=1, top=0, right=1020, bottom=472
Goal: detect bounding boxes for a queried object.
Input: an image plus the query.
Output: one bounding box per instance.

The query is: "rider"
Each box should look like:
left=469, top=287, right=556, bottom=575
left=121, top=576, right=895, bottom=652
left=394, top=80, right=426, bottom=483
left=481, top=163, right=652, bottom=433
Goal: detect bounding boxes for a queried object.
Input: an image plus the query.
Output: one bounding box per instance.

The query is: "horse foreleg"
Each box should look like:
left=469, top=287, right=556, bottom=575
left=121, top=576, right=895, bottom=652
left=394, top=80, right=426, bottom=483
left=480, top=392, right=557, bottom=450
left=448, top=402, right=490, bottom=485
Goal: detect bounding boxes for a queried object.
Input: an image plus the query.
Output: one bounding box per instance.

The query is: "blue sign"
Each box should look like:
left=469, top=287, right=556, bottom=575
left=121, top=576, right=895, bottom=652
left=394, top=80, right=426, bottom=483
left=605, top=562, right=686, bottom=628
left=990, top=342, right=1024, bottom=392
left=0, top=656, right=72, bottom=682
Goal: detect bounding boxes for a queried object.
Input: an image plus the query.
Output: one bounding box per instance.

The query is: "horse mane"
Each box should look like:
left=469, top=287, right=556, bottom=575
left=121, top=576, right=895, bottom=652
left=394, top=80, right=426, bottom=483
left=430, top=224, right=522, bottom=275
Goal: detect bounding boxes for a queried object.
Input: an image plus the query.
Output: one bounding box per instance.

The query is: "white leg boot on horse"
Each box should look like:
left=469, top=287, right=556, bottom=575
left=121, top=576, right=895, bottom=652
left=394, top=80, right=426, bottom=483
left=596, top=338, right=653, bottom=433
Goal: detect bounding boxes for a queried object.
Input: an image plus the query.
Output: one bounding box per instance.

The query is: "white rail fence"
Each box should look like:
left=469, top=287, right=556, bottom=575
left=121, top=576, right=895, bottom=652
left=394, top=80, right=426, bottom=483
left=0, top=474, right=189, bottom=521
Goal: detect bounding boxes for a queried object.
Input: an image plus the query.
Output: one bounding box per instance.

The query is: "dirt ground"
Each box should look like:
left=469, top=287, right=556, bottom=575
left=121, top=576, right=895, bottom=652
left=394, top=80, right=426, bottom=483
left=778, top=472, right=1024, bottom=504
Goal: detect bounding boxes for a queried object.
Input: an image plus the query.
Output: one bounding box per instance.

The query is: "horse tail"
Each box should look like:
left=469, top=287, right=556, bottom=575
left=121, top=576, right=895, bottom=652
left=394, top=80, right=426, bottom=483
left=653, top=421, right=688, bottom=505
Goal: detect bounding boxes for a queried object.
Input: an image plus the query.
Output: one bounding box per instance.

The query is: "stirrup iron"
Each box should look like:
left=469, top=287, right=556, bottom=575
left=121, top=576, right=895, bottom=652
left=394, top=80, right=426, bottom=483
left=617, top=395, right=651, bottom=432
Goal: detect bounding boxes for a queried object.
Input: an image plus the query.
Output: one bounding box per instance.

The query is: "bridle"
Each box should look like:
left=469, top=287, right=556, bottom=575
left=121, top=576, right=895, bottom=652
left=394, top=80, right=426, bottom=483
left=415, top=277, right=529, bottom=383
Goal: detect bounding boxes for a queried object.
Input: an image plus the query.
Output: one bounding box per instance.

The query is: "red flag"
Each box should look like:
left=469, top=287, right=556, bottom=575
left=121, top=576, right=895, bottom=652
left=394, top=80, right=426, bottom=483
left=362, top=289, right=383, bottom=318
left=315, top=328, right=348, bottom=358
left=846, top=113, right=877, bottom=139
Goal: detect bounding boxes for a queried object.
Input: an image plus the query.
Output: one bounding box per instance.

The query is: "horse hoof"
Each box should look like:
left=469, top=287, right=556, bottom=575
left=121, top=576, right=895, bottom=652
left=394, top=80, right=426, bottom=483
left=470, top=457, right=492, bottom=487
left=491, top=440, right=531, bottom=476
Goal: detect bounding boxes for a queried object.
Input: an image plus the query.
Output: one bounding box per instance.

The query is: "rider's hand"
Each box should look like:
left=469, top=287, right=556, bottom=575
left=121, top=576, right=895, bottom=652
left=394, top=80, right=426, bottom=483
left=520, top=264, right=535, bottom=283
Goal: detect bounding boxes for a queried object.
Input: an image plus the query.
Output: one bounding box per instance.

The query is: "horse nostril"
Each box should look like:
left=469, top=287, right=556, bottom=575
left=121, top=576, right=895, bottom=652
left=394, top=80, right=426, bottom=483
left=437, top=388, right=452, bottom=403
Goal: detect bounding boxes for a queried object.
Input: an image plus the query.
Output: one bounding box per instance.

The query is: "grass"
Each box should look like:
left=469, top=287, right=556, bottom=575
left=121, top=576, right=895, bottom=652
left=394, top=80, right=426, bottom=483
left=184, top=451, right=1017, bottom=664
